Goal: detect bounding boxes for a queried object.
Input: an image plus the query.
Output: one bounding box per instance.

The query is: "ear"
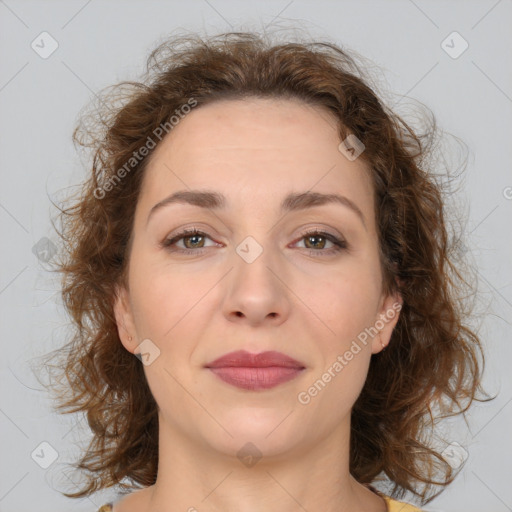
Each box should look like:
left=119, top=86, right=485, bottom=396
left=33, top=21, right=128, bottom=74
left=371, top=289, right=403, bottom=355
left=113, top=283, right=138, bottom=354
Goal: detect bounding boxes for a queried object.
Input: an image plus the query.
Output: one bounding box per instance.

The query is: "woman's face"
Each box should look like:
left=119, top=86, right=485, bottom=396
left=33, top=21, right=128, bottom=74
left=114, top=97, right=401, bottom=459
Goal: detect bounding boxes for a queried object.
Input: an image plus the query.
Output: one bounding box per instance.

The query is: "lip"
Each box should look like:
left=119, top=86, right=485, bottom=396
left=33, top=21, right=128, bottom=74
left=205, top=350, right=305, bottom=391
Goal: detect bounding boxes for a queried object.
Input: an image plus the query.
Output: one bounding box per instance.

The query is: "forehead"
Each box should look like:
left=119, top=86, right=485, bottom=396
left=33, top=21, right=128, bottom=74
left=155, top=96, right=342, bottom=158
left=138, top=97, right=375, bottom=225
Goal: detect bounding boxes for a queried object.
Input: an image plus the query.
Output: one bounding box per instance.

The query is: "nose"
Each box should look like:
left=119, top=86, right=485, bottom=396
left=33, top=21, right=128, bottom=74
left=221, top=240, right=291, bottom=327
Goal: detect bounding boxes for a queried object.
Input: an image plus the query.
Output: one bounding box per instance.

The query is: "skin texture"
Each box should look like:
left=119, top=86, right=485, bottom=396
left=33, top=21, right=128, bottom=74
left=113, top=97, right=402, bottom=512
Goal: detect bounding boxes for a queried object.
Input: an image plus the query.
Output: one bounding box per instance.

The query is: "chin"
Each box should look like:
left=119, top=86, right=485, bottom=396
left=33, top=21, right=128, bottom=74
left=208, top=433, right=301, bottom=468
left=206, top=407, right=304, bottom=457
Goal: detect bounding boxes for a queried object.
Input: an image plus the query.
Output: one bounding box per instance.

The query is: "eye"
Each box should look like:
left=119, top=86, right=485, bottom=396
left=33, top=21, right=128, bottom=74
left=161, top=228, right=218, bottom=254
left=292, top=229, right=348, bottom=256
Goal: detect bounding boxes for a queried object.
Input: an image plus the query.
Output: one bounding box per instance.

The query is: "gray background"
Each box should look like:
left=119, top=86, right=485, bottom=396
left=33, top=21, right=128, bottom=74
left=1, top=1, right=511, bottom=511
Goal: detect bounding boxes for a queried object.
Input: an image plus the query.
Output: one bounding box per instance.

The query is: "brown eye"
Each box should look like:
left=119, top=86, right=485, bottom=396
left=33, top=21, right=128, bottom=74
left=304, top=234, right=328, bottom=249
left=161, top=229, right=217, bottom=253
left=294, top=230, right=348, bottom=256
left=182, top=233, right=206, bottom=249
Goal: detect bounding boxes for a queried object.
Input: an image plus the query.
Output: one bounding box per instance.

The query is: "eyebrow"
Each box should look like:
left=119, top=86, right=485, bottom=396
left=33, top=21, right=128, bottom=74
left=146, top=189, right=366, bottom=229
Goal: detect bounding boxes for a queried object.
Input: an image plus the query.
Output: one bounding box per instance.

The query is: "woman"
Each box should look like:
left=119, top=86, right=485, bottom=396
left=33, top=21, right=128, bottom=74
left=43, top=31, right=490, bottom=512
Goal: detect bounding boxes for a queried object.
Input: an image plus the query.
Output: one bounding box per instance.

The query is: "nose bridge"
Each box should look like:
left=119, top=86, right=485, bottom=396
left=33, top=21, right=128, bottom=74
left=233, top=231, right=280, bottom=292
left=229, top=199, right=280, bottom=269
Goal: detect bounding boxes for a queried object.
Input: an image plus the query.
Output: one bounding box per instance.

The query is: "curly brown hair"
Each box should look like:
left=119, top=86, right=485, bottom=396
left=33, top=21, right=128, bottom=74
left=38, top=30, right=493, bottom=506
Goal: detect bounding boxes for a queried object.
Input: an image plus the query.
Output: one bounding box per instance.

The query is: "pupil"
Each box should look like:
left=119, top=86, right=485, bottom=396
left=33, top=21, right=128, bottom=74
left=186, top=235, right=203, bottom=248
left=307, top=235, right=325, bottom=249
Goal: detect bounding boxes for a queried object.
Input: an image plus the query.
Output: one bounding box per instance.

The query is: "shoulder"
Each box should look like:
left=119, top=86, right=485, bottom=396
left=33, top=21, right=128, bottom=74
left=366, top=484, right=422, bottom=512
left=97, top=505, right=113, bottom=512
left=383, top=496, right=423, bottom=512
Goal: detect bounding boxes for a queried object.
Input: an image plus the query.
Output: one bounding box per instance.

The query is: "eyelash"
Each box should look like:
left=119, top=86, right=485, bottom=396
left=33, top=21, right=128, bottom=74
left=160, top=227, right=348, bottom=257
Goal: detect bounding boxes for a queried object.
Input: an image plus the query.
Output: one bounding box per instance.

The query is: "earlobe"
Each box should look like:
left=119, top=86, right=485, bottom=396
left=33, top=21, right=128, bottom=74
left=372, top=291, right=403, bottom=354
left=113, top=284, right=137, bottom=353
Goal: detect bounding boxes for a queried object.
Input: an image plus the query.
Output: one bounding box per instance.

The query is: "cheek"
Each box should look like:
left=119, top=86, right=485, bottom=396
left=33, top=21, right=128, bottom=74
left=298, top=272, right=379, bottom=415
left=310, top=267, right=381, bottom=349
left=128, top=253, right=208, bottom=338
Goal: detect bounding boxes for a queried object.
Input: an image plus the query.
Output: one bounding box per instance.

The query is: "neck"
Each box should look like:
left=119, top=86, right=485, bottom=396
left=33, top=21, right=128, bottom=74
left=137, top=416, right=387, bottom=512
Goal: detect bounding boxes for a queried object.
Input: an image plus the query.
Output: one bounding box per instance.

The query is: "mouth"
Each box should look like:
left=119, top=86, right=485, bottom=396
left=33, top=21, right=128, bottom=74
left=204, top=350, right=306, bottom=391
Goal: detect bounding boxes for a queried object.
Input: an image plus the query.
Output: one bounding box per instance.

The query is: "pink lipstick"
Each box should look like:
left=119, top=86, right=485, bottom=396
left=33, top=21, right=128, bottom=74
left=205, top=350, right=305, bottom=391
